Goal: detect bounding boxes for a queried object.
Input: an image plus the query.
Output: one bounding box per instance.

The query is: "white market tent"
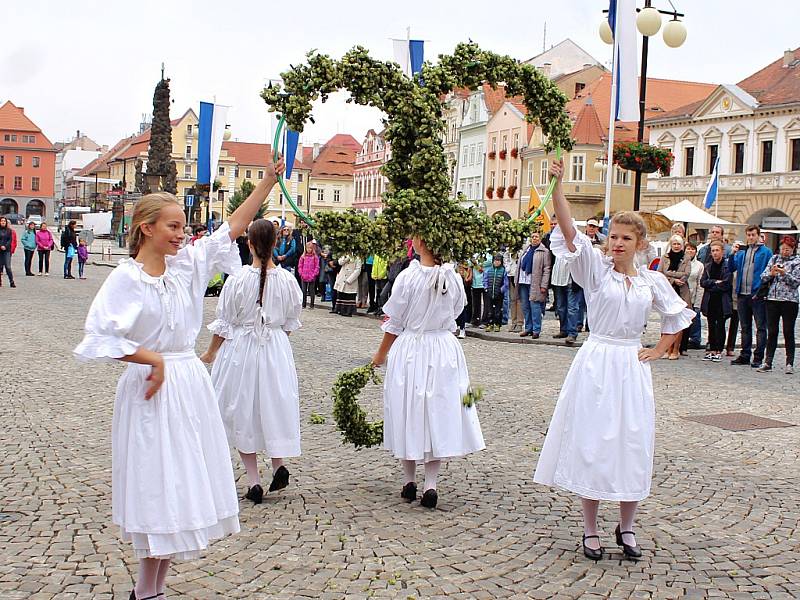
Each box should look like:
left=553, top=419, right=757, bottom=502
left=656, top=199, right=740, bottom=227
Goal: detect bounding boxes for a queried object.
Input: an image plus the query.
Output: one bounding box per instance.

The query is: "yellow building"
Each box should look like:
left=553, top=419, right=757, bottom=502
left=307, top=134, right=360, bottom=214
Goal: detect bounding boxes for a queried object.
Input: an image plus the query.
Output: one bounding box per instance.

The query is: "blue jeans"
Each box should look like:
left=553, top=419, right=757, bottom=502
left=738, top=294, right=767, bottom=363
left=530, top=300, right=545, bottom=333
left=519, top=283, right=533, bottom=333
left=64, top=255, right=73, bottom=277
left=502, top=288, right=509, bottom=324
left=566, top=285, right=584, bottom=338
left=552, top=285, right=568, bottom=333
left=688, top=307, right=702, bottom=345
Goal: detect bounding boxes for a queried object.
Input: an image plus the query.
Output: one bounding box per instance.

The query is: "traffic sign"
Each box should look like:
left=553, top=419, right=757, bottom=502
left=185, top=194, right=195, bottom=207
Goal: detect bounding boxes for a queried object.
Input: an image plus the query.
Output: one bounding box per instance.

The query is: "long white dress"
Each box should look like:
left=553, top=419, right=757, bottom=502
left=382, top=260, right=485, bottom=462
left=73, top=223, right=242, bottom=559
left=208, top=265, right=302, bottom=457
left=533, top=226, right=695, bottom=501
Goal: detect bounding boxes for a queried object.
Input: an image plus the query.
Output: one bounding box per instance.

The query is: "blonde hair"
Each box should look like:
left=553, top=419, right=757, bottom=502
left=129, top=192, right=182, bottom=257
left=610, top=211, right=647, bottom=241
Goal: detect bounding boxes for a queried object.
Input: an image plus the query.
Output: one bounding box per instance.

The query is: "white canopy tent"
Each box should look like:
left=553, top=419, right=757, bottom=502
left=656, top=199, right=740, bottom=227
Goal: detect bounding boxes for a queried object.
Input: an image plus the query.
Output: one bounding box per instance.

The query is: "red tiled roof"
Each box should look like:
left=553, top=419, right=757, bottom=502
left=738, top=47, right=800, bottom=106
left=311, top=144, right=356, bottom=178
left=567, top=72, right=716, bottom=139
left=571, top=100, right=605, bottom=145
left=222, top=141, right=272, bottom=167
left=324, top=133, right=361, bottom=151
left=0, top=101, right=55, bottom=149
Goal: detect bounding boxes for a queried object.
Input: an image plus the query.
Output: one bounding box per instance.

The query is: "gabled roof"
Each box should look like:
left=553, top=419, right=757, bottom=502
left=571, top=99, right=605, bottom=145
left=567, top=72, right=716, bottom=139
left=324, top=133, right=361, bottom=152
left=0, top=101, right=55, bottom=149
left=523, top=39, right=603, bottom=78
left=222, top=141, right=272, bottom=167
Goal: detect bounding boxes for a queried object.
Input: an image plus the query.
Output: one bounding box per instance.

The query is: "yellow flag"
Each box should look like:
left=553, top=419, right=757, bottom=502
left=527, top=185, right=551, bottom=233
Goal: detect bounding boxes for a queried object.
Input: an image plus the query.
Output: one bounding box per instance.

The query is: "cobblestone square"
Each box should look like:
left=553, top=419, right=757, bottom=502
left=1, top=255, right=798, bottom=599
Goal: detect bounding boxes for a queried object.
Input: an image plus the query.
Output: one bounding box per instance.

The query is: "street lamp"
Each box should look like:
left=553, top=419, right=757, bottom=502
left=601, top=1, right=686, bottom=211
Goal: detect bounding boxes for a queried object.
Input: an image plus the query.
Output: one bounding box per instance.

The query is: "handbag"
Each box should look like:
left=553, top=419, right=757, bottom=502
left=66, top=245, right=76, bottom=259
left=754, top=282, right=769, bottom=300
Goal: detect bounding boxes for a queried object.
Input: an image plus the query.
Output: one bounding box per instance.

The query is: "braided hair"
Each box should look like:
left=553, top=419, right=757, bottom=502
left=247, top=219, right=277, bottom=307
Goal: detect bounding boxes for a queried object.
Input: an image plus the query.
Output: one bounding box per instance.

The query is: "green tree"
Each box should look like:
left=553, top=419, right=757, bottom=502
left=226, top=180, right=265, bottom=220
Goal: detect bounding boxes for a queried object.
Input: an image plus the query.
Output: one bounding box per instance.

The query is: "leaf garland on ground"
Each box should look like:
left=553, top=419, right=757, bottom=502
left=261, top=42, right=571, bottom=260
left=331, top=364, right=384, bottom=449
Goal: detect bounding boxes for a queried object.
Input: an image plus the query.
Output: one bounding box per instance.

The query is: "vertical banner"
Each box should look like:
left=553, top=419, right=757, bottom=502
left=197, top=101, right=229, bottom=185
left=285, top=129, right=300, bottom=179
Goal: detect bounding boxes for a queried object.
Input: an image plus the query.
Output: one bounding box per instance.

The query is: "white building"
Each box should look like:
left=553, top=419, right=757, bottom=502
left=644, top=48, right=800, bottom=237
left=456, top=85, right=504, bottom=206
left=55, top=132, right=104, bottom=202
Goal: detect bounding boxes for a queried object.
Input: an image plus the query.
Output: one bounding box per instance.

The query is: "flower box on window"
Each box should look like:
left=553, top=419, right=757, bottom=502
left=507, top=185, right=517, bottom=198
left=488, top=151, right=496, bottom=160
left=510, top=147, right=519, bottom=159
left=499, top=149, right=507, bottom=160
left=496, top=186, right=506, bottom=198
left=613, top=142, right=674, bottom=176
left=486, top=187, right=494, bottom=199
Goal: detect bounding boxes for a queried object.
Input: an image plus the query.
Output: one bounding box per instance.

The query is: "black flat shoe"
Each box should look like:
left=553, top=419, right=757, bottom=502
left=129, top=591, right=160, bottom=600
left=400, top=482, right=417, bottom=502
left=268, top=466, right=290, bottom=492
left=420, top=489, right=438, bottom=509
left=582, top=535, right=603, bottom=561
left=244, top=484, right=264, bottom=504
left=615, top=525, right=642, bottom=559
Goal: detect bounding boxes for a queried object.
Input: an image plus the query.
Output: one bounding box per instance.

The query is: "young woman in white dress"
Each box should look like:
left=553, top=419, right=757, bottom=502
left=200, top=218, right=302, bottom=504
left=372, top=237, right=485, bottom=509
left=74, top=160, right=284, bottom=600
left=533, top=160, right=694, bottom=561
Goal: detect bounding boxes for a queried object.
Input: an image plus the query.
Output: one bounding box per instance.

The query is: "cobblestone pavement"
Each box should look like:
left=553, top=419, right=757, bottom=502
left=1, top=249, right=799, bottom=600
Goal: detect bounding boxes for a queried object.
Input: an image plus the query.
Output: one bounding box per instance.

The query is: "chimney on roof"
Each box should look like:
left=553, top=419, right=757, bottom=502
left=541, top=62, right=552, bottom=77
left=784, top=49, right=797, bottom=67
left=313, top=143, right=321, bottom=161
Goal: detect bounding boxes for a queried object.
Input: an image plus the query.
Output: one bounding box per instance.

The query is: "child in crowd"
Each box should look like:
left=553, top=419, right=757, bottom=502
left=77, top=238, right=89, bottom=279
left=297, top=241, right=320, bottom=309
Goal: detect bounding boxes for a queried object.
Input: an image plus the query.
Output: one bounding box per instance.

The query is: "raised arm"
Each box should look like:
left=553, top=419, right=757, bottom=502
left=227, top=157, right=285, bottom=239
left=548, top=159, right=576, bottom=251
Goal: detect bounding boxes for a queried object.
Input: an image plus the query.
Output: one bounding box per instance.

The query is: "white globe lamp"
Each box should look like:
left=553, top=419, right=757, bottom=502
left=599, top=20, right=614, bottom=45
left=636, top=7, right=662, bottom=36
left=663, top=19, right=687, bottom=48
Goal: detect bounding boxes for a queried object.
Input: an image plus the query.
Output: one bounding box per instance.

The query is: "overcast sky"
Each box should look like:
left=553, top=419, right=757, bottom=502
left=2, top=0, right=798, bottom=149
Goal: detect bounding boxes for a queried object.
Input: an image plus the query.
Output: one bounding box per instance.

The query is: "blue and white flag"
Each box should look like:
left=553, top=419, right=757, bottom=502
left=703, top=156, right=720, bottom=209
left=608, top=0, right=639, bottom=121
left=197, top=101, right=229, bottom=186
left=393, top=39, right=424, bottom=77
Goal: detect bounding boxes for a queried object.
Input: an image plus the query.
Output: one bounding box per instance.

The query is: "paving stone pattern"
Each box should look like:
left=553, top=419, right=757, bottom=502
left=0, top=248, right=798, bottom=599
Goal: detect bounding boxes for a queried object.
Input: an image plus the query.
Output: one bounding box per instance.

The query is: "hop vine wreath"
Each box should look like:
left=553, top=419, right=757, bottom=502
left=261, top=42, right=573, bottom=261
left=331, top=364, right=384, bottom=449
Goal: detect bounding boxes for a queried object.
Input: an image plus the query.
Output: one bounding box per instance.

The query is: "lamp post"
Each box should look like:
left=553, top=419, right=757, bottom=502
left=600, top=1, right=686, bottom=211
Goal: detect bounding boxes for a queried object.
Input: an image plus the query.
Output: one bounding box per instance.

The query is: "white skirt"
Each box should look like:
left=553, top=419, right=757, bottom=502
left=112, top=351, right=240, bottom=560
left=383, top=330, right=485, bottom=462
left=211, top=327, right=301, bottom=457
left=533, top=334, right=655, bottom=501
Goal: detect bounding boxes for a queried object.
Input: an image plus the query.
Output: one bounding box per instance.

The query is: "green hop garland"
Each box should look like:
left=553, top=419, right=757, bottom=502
left=331, top=364, right=384, bottom=449
left=462, top=386, right=485, bottom=408
left=261, top=42, right=572, bottom=261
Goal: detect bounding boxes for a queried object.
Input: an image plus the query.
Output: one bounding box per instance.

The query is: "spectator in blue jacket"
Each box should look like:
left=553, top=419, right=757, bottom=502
left=484, top=254, right=508, bottom=332
left=729, top=225, right=773, bottom=367
left=273, top=225, right=298, bottom=273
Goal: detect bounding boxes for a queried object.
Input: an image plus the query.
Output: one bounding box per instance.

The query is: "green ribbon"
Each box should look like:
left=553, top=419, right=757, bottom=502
left=528, top=145, right=562, bottom=222
left=272, top=115, right=315, bottom=227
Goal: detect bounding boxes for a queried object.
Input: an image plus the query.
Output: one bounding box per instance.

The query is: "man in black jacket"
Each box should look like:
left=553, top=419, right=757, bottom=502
left=61, top=221, right=78, bottom=279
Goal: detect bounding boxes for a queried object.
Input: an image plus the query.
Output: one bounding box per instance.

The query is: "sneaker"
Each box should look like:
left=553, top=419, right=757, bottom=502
left=711, top=354, right=722, bottom=362
left=756, top=364, right=772, bottom=373
left=731, top=356, right=750, bottom=365
left=785, top=365, right=794, bottom=375
left=702, top=353, right=714, bottom=361
left=478, top=324, right=486, bottom=329
left=751, top=362, right=762, bottom=369
left=458, top=328, right=466, bottom=339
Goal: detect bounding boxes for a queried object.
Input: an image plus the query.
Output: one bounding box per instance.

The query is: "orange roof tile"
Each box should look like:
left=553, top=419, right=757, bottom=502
left=324, top=133, right=361, bottom=151
left=0, top=101, right=55, bottom=149
left=737, top=47, right=800, bottom=106
left=222, top=141, right=272, bottom=167
left=567, top=72, right=716, bottom=139
left=571, top=100, right=605, bottom=145
left=311, top=144, right=356, bottom=178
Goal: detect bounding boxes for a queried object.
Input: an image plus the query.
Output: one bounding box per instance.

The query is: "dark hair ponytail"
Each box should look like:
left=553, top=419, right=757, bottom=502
left=247, top=219, right=277, bottom=306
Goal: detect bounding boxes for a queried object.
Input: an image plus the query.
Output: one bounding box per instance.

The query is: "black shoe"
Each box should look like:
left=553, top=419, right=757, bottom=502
left=552, top=332, right=568, bottom=339
left=582, top=535, right=603, bottom=561
left=687, top=342, right=703, bottom=350
left=9, top=282, right=15, bottom=288
left=731, top=356, right=750, bottom=365
left=130, top=591, right=160, bottom=600
left=268, top=466, right=290, bottom=492
left=400, top=482, right=417, bottom=502
left=615, top=525, right=642, bottom=559
left=244, top=484, right=264, bottom=504
left=420, top=489, right=438, bottom=509
left=66, top=275, right=76, bottom=279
